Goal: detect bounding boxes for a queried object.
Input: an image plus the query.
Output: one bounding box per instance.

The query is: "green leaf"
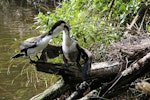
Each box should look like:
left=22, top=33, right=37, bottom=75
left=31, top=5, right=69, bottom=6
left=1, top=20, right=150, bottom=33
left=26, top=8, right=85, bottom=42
left=147, top=25, right=150, bottom=33
left=119, top=4, right=126, bottom=11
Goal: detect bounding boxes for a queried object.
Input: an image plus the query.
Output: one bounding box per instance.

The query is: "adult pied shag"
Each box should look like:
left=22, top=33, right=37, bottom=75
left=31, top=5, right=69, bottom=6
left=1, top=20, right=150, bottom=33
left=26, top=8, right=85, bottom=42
left=12, top=20, right=66, bottom=62
left=62, top=25, right=92, bottom=80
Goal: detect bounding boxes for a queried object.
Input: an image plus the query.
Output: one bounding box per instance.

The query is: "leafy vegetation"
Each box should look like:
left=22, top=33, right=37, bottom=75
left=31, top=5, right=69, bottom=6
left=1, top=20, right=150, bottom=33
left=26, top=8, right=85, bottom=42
left=34, top=0, right=143, bottom=48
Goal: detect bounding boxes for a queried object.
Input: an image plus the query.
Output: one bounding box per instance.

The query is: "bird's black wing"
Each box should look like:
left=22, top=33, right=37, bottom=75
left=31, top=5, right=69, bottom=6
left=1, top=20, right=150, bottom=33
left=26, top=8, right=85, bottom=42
left=76, top=44, right=89, bottom=62
left=76, top=44, right=92, bottom=80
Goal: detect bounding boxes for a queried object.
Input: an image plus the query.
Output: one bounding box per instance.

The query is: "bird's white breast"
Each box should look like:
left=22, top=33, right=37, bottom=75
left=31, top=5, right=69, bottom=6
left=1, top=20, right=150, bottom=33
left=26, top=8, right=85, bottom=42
left=62, top=41, right=77, bottom=52
left=62, top=37, right=78, bottom=62
left=62, top=30, right=79, bottom=62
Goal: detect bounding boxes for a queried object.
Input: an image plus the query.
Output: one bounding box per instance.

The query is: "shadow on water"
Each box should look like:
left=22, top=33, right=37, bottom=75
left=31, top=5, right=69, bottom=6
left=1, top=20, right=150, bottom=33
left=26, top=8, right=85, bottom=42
left=0, top=0, right=55, bottom=100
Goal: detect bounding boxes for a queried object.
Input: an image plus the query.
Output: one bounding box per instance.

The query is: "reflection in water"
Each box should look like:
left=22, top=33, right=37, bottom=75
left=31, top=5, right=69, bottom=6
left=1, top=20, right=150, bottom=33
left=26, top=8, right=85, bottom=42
left=0, top=1, right=53, bottom=100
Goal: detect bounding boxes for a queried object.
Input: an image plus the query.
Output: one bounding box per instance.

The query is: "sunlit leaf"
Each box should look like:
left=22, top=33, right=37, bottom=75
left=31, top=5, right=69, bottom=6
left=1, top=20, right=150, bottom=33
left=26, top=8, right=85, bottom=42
left=147, top=25, right=150, bottom=33
left=119, top=4, right=126, bottom=11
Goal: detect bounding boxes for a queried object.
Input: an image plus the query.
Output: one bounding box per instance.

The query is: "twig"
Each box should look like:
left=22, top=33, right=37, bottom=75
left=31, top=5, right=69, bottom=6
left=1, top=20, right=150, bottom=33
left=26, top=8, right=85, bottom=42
left=108, top=0, right=115, bottom=19
left=138, top=9, right=148, bottom=32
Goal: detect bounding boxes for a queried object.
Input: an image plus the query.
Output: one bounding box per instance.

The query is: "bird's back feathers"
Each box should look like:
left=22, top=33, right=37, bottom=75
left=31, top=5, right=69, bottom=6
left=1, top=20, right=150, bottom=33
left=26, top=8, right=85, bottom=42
left=19, top=36, right=41, bottom=50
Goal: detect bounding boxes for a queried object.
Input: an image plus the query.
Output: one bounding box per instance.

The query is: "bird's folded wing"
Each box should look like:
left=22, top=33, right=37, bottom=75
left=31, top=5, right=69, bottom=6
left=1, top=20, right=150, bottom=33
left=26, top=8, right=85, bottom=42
left=19, top=36, right=41, bottom=50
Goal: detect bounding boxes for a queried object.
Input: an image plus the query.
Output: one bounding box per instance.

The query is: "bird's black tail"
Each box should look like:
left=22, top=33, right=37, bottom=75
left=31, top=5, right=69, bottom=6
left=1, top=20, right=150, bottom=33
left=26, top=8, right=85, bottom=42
left=11, top=52, right=25, bottom=59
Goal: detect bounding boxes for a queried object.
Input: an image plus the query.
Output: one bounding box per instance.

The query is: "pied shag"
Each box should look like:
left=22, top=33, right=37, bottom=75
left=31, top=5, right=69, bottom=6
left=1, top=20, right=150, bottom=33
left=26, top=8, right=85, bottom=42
left=12, top=20, right=66, bottom=62
left=62, top=25, right=92, bottom=80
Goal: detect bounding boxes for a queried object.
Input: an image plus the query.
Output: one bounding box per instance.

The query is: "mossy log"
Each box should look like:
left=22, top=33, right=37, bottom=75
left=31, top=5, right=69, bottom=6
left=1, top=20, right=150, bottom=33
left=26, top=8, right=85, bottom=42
left=30, top=78, right=70, bottom=100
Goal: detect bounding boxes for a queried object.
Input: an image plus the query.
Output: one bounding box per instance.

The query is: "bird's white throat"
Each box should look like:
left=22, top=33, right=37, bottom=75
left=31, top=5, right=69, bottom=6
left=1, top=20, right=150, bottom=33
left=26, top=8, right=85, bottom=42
left=40, top=35, right=52, bottom=44
left=62, top=30, right=72, bottom=44
left=62, top=30, right=77, bottom=52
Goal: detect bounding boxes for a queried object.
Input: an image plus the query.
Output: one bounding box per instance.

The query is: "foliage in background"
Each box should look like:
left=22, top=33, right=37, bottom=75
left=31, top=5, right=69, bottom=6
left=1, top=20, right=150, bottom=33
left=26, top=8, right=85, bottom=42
left=34, top=0, right=142, bottom=47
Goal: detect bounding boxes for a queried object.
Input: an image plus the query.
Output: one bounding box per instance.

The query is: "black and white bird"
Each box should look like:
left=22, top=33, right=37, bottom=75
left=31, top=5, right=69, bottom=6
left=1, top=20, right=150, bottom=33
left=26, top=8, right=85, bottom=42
left=62, top=25, right=92, bottom=80
left=12, top=20, right=66, bottom=62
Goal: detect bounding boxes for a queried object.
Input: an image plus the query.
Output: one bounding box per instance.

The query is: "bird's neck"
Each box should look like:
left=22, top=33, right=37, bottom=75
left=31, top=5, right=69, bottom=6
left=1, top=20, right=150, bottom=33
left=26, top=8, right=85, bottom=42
left=48, top=26, right=63, bottom=36
left=48, top=30, right=58, bottom=36
left=40, top=33, right=51, bottom=38
left=38, top=33, right=52, bottom=43
left=63, top=30, right=72, bottom=44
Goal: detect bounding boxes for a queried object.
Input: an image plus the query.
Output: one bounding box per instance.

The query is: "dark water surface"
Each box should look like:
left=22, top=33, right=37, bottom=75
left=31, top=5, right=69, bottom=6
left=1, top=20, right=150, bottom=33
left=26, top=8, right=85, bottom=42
left=0, top=1, right=49, bottom=100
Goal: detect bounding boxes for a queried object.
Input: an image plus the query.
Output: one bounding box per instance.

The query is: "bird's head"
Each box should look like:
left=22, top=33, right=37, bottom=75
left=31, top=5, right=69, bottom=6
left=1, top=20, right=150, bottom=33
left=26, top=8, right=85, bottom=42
left=48, top=20, right=66, bottom=35
left=64, top=24, right=70, bottom=32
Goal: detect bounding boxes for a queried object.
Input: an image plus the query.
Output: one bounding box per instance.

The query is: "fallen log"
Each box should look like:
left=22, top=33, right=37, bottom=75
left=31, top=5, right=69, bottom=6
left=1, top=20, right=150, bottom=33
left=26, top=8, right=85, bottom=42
left=35, top=61, right=120, bottom=82
left=30, top=78, right=70, bottom=100
left=66, top=81, right=90, bottom=100
left=100, top=52, right=150, bottom=98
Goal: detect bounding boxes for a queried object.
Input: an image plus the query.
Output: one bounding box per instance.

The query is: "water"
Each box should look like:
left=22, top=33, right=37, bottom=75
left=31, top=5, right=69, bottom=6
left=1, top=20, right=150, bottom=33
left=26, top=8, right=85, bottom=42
left=0, top=1, right=51, bottom=100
